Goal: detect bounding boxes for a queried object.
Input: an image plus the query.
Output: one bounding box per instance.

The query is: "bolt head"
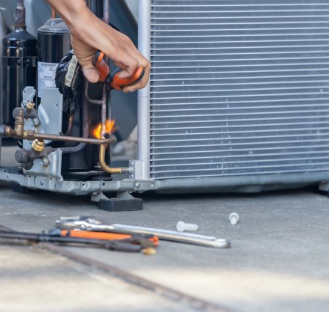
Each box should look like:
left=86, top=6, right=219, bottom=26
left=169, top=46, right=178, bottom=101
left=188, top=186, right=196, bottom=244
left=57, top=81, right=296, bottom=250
left=32, top=118, right=40, bottom=126
left=42, top=158, right=50, bottom=167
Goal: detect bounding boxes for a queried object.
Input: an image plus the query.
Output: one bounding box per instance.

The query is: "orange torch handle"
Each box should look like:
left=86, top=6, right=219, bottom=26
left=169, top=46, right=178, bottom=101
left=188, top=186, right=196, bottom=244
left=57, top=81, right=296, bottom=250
left=92, top=51, right=109, bottom=82
left=92, top=51, right=145, bottom=90
left=111, top=66, right=145, bottom=90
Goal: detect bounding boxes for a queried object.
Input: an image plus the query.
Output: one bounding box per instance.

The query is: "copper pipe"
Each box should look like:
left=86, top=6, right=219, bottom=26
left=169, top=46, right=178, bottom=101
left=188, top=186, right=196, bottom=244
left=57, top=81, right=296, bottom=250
left=64, top=115, right=73, bottom=136
left=51, top=9, right=56, bottom=19
left=33, top=132, right=115, bottom=145
left=85, top=80, right=130, bottom=174
left=101, top=86, right=107, bottom=138
left=1, top=125, right=116, bottom=145
left=99, top=144, right=130, bottom=174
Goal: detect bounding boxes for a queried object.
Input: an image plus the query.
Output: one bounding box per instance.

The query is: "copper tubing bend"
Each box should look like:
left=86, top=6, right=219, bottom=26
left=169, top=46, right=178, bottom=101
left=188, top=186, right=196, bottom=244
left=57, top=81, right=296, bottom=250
left=99, top=144, right=131, bottom=174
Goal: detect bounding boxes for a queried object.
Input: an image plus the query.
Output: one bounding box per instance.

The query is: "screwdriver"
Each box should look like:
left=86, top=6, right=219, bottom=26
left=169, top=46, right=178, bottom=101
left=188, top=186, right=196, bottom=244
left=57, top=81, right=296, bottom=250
left=92, top=51, right=145, bottom=90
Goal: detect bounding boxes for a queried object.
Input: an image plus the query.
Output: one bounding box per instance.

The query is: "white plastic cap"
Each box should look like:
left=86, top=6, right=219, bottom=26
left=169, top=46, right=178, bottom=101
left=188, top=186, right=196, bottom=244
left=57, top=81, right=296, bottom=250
left=229, top=212, right=240, bottom=225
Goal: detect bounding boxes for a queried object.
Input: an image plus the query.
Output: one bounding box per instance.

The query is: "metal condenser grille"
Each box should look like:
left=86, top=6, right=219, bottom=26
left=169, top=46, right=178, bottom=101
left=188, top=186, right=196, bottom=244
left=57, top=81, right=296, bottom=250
left=149, top=0, right=329, bottom=180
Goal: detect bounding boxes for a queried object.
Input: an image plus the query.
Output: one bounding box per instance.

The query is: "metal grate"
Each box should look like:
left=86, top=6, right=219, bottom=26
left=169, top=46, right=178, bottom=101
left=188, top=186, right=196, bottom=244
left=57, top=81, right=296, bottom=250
left=149, top=0, right=329, bottom=180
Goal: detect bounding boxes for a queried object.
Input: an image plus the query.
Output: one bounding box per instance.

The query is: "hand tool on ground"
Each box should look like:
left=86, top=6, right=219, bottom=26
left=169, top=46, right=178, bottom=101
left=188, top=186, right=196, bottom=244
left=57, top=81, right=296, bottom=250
left=0, top=230, right=144, bottom=252
left=56, top=216, right=231, bottom=249
left=92, top=51, right=145, bottom=90
left=111, top=224, right=230, bottom=249
left=56, top=229, right=158, bottom=247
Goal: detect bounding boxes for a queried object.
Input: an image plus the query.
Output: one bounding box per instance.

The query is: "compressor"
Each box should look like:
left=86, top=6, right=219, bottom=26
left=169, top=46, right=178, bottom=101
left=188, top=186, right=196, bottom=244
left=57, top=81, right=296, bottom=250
left=0, top=0, right=144, bottom=211
left=1, top=0, right=37, bottom=128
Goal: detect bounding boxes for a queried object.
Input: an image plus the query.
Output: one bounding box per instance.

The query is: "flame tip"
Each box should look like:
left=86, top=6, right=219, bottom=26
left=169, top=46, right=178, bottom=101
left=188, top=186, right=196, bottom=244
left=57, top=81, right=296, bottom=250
left=92, top=119, right=116, bottom=139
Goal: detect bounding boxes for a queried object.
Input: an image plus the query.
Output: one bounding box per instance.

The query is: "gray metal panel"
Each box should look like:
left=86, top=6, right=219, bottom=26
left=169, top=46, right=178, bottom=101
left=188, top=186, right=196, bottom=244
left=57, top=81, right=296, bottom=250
left=149, top=0, right=329, bottom=180
left=109, top=0, right=139, bottom=142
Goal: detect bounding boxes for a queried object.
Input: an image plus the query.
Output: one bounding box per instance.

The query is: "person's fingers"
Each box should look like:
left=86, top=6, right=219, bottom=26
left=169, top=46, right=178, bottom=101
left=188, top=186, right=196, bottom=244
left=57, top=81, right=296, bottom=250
left=71, top=29, right=151, bottom=89
left=117, top=66, right=139, bottom=79
left=122, top=59, right=151, bottom=93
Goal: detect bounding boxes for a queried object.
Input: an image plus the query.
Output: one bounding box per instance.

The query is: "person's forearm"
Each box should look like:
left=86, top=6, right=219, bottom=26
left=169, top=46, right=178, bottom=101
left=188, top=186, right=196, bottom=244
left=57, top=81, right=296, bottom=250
left=46, top=0, right=89, bottom=29
left=46, top=0, right=151, bottom=90
left=46, top=0, right=117, bottom=56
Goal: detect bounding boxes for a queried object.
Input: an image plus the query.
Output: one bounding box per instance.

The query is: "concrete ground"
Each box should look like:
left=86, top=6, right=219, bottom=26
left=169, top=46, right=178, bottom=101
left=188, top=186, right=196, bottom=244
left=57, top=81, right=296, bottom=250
left=1, top=183, right=329, bottom=311
left=0, top=147, right=329, bottom=311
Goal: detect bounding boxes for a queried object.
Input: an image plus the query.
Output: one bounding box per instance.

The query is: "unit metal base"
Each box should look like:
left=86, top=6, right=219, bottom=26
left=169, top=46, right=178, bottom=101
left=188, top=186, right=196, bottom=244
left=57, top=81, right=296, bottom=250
left=0, top=168, right=156, bottom=211
left=1, top=167, right=328, bottom=200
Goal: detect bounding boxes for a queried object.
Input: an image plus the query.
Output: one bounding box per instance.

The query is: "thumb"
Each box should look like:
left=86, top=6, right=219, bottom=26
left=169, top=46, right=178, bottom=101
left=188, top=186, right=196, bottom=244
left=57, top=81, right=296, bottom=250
left=82, top=66, right=100, bottom=83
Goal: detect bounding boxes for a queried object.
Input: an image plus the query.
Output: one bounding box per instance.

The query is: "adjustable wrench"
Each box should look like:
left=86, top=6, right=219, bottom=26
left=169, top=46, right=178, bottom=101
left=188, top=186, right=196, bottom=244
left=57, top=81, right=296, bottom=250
left=56, top=217, right=231, bottom=249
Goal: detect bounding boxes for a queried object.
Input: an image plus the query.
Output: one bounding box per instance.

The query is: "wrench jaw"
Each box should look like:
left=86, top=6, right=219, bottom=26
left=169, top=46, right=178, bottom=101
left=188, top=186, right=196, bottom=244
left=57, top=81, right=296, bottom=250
left=214, top=239, right=231, bottom=249
left=56, top=216, right=104, bottom=230
left=56, top=217, right=119, bottom=234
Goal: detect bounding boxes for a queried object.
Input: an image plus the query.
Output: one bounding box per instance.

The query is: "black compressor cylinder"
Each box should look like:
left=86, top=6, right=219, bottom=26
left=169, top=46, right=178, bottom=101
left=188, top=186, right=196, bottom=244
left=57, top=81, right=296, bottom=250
left=37, top=18, right=71, bottom=104
left=1, top=0, right=37, bottom=128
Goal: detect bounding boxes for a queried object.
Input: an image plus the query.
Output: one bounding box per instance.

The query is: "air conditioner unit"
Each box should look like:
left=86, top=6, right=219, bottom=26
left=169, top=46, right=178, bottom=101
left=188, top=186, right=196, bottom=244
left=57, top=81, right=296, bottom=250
left=136, top=0, right=329, bottom=193
left=1, top=0, right=329, bottom=209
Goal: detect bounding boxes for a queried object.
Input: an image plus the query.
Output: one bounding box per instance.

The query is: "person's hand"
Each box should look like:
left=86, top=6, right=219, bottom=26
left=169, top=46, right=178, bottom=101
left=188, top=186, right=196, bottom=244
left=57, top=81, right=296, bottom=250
left=46, top=0, right=151, bottom=92
left=70, top=26, right=151, bottom=92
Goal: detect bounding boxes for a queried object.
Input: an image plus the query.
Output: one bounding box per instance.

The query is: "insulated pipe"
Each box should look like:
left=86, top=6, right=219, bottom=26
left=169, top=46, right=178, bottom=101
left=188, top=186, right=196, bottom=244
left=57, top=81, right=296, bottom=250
left=51, top=9, right=56, bottom=19
left=61, top=143, right=86, bottom=154
left=137, top=0, right=151, bottom=179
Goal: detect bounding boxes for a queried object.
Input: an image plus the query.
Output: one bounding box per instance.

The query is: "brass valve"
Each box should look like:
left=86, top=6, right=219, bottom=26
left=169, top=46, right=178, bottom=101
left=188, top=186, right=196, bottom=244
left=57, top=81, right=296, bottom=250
left=14, top=109, right=24, bottom=136
left=26, top=101, right=35, bottom=110
left=32, top=139, right=45, bottom=152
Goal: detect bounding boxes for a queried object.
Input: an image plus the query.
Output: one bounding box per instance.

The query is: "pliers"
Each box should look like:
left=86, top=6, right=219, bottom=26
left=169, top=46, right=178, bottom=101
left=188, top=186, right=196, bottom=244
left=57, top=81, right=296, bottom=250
left=0, top=218, right=157, bottom=253
left=0, top=229, right=144, bottom=252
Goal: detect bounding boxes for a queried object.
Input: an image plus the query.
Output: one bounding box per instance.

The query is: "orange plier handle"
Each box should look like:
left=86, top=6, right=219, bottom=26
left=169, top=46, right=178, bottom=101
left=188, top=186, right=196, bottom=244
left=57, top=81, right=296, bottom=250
left=92, top=51, right=145, bottom=90
left=60, top=230, right=159, bottom=247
